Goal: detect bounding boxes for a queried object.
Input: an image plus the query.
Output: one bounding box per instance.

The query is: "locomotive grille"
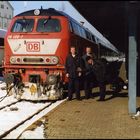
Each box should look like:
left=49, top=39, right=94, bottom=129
left=23, top=58, right=44, bottom=63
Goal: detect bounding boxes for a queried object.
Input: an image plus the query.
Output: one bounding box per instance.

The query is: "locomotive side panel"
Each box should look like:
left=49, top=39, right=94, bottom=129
left=69, top=29, right=98, bottom=58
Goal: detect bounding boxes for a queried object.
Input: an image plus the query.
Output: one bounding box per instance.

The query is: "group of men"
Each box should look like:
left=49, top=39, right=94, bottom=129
left=65, top=46, right=106, bottom=101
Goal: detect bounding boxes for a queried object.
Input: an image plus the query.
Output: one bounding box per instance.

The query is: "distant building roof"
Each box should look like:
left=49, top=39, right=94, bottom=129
left=7, top=1, right=14, bottom=10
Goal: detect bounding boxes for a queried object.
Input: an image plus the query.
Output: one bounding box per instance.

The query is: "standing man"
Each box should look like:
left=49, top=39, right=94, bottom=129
left=65, top=46, right=83, bottom=101
left=86, top=56, right=106, bottom=101
left=82, top=46, right=96, bottom=99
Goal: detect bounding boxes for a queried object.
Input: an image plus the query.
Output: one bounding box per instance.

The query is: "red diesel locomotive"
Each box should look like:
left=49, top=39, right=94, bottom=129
left=3, top=8, right=118, bottom=100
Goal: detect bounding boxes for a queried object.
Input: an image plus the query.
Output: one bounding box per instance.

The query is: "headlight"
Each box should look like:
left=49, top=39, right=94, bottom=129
left=51, top=56, right=59, bottom=64
left=34, top=9, right=40, bottom=15
left=10, top=56, right=22, bottom=64
left=10, top=57, right=17, bottom=64
left=45, top=56, right=59, bottom=65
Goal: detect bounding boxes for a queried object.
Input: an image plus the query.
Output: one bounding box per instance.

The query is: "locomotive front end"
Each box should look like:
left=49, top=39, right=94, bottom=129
left=3, top=9, right=69, bottom=101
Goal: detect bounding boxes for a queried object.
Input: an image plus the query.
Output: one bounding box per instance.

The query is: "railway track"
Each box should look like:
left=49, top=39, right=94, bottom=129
left=0, top=84, right=21, bottom=111
left=0, top=100, right=21, bottom=110
left=0, top=99, right=67, bottom=139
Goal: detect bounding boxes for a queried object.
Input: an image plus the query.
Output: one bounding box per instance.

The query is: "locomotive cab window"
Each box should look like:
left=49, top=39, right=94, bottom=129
left=11, top=19, right=34, bottom=32
left=37, top=18, right=61, bottom=32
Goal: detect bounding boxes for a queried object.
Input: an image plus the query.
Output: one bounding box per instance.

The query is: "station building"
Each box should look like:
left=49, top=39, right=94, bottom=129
left=0, top=1, right=14, bottom=30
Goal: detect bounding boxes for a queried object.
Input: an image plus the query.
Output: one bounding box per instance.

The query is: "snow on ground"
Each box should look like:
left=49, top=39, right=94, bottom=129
left=0, top=101, right=51, bottom=136
left=0, top=80, right=67, bottom=139
left=5, top=99, right=67, bottom=139
left=0, top=81, right=6, bottom=96
left=0, top=81, right=18, bottom=108
left=19, top=124, right=45, bottom=139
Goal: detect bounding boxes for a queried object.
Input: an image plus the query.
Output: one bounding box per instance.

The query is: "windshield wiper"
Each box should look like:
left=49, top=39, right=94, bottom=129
left=43, top=16, right=51, bottom=26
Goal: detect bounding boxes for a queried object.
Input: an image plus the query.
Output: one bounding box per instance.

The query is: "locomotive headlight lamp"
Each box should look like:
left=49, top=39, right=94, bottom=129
left=45, top=56, right=59, bottom=65
left=51, top=56, right=59, bottom=64
left=10, top=57, right=16, bottom=64
left=34, top=9, right=40, bottom=15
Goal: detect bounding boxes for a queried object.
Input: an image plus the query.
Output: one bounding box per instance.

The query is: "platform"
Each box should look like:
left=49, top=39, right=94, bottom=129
left=42, top=62, right=140, bottom=139
left=43, top=90, right=140, bottom=139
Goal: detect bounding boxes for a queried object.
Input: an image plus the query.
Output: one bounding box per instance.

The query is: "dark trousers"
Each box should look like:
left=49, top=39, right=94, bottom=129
left=84, top=75, right=92, bottom=99
left=68, top=78, right=80, bottom=100
left=98, top=81, right=106, bottom=100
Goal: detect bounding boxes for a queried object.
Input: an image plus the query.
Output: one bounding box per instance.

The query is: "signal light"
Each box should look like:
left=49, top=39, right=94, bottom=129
left=46, top=58, right=50, bottom=63
left=45, top=56, right=59, bottom=64
left=17, top=58, right=21, bottom=62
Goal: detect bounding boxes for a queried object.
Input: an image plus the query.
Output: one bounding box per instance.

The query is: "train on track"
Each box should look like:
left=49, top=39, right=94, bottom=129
left=2, top=8, right=123, bottom=101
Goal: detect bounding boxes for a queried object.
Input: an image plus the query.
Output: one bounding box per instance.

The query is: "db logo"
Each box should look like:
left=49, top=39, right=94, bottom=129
left=26, top=42, right=40, bottom=52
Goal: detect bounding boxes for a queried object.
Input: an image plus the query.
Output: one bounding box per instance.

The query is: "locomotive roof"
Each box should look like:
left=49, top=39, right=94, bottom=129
left=15, top=8, right=65, bottom=17
left=15, top=8, right=91, bottom=36
left=15, top=8, right=89, bottom=34
left=15, top=8, right=118, bottom=53
left=15, top=8, right=80, bottom=26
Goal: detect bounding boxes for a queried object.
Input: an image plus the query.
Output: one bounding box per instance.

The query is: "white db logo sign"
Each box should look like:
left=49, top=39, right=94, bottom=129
left=26, top=42, right=40, bottom=52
